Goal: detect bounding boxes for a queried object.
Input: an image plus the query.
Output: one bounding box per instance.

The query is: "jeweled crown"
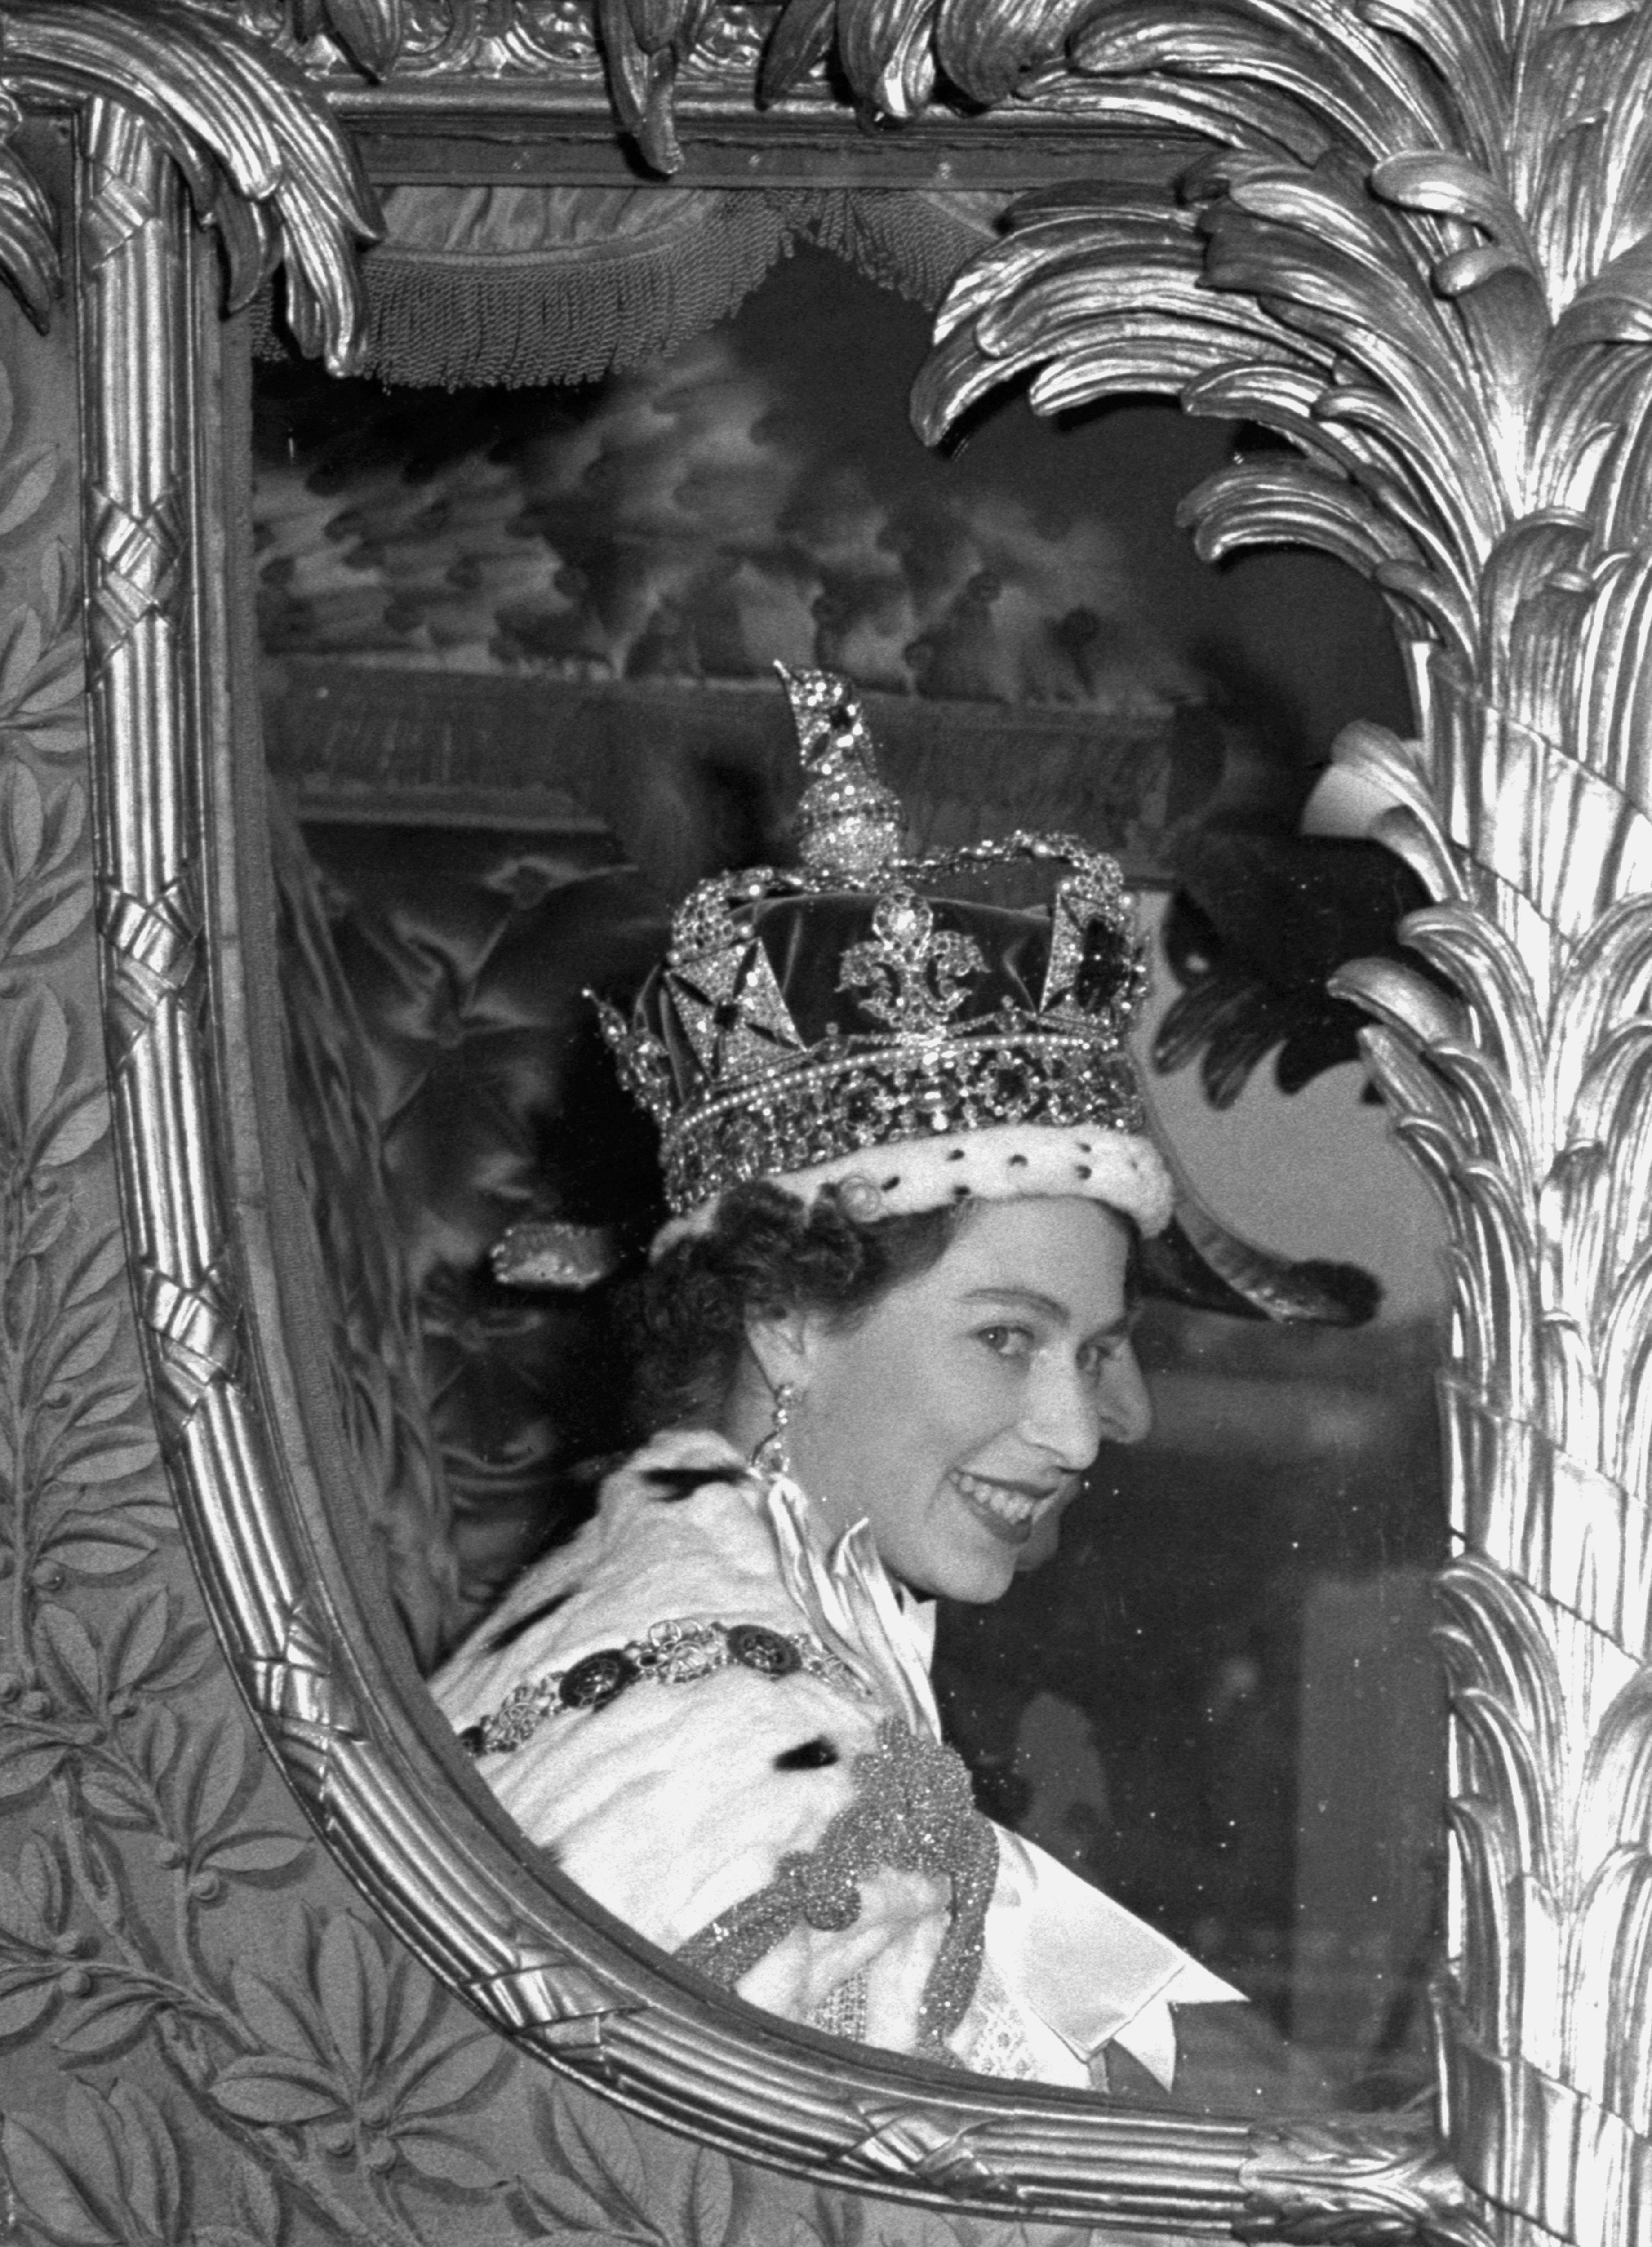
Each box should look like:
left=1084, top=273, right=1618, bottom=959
left=595, top=666, right=1151, bottom=1220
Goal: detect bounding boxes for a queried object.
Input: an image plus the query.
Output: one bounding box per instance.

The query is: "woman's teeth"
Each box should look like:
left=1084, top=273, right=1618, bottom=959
left=951, top=1469, right=1054, bottom=1531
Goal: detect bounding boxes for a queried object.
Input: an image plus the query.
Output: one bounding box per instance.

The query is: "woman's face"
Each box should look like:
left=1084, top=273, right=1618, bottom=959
left=762, top=1196, right=1150, bottom=1603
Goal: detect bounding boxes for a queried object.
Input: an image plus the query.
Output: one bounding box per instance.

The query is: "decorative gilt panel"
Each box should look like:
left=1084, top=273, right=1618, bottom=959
left=0, top=0, right=1646, bottom=2241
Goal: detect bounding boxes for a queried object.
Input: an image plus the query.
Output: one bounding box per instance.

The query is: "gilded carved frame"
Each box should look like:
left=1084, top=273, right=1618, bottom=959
left=4, top=0, right=1649, bottom=2238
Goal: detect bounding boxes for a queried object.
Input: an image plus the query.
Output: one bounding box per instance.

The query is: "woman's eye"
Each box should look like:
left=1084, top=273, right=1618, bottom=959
left=977, top=1324, right=1034, bottom=1360
left=1078, top=1338, right=1126, bottom=1378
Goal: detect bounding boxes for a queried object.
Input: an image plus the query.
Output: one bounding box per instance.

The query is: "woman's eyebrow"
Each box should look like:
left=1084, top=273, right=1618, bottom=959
left=962, top=1285, right=1134, bottom=1341
left=962, top=1283, right=1070, bottom=1320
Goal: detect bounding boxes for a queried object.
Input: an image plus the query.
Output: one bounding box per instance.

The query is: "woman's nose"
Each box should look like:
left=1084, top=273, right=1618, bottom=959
left=1101, top=1343, right=1152, bottom=1447
left=1021, top=1346, right=1150, bottom=1468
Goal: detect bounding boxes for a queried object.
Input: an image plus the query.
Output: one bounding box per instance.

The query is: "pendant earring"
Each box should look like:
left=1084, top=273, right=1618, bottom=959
left=752, top=1380, right=798, bottom=1480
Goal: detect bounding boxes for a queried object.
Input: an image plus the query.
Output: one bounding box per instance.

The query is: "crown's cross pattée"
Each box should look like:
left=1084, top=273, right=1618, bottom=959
left=671, top=934, right=804, bottom=1080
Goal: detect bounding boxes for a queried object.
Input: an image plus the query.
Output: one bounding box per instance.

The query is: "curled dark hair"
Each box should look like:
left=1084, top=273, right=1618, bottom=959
left=624, top=1181, right=969, bottom=1435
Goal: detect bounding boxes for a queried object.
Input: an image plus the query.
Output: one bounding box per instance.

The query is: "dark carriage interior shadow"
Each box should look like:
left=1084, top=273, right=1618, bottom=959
left=254, top=236, right=1444, bottom=2112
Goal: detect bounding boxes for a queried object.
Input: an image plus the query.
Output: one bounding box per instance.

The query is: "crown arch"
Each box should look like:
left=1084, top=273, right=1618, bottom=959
left=0, top=0, right=1639, bottom=2241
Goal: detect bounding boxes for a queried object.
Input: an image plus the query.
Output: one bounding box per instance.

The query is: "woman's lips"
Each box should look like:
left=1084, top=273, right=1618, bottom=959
left=949, top=1468, right=1063, bottom=1546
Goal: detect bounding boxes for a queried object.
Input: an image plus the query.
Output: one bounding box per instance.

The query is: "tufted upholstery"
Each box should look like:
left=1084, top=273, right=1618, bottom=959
left=273, top=787, right=671, bottom=1657
left=272, top=794, right=462, bottom=1667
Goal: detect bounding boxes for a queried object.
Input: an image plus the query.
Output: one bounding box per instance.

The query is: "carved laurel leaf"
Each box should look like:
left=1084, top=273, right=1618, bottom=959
left=527, top=2086, right=665, bottom=2237
left=1400, top=907, right=1545, bottom=1100
left=2, top=2110, right=123, bottom=2246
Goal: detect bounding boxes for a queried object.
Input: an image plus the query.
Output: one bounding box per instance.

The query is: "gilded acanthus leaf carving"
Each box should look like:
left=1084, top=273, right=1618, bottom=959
left=2, top=0, right=380, bottom=374
left=286, top=0, right=407, bottom=75
left=1239, top=2112, right=1490, bottom=2245
left=235, top=0, right=1091, bottom=165
left=0, top=90, right=59, bottom=329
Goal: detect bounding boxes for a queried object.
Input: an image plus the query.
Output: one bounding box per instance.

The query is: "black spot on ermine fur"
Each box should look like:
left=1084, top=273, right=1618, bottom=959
left=775, top=1738, right=840, bottom=1771
left=644, top=1465, right=730, bottom=1503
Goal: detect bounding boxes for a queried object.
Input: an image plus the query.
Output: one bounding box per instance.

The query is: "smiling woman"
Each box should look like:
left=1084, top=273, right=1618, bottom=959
left=728, top=1195, right=1150, bottom=1602
left=256, top=223, right=1443, bottom=2134
left=431, top=664, right=1291, bottom=2101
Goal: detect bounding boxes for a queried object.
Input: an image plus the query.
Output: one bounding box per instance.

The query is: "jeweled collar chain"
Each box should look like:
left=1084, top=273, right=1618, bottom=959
left=460, top=1616, right=869, bottom=1759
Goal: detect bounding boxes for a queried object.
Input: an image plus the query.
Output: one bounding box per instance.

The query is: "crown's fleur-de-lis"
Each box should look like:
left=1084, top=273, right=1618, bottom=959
left=838, top=891, right=986, bottom=1034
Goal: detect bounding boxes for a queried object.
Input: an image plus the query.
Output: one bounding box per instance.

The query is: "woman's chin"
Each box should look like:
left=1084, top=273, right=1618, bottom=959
left=914, top=1546, right=1020, bottom=1604
left=949, top=1571, right=1016, bottom=1604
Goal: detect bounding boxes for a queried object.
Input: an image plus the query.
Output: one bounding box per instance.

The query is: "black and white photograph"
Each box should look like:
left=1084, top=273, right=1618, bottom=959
left=0, top=4, right=1643, bottom=2242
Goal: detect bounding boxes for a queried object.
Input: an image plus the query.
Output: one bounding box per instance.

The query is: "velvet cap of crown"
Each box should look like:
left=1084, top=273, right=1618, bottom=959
left=595, top=666, right=1175, bottom=1242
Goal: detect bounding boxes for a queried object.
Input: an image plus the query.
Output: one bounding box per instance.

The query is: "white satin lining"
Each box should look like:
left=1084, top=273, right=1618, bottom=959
left=990, top=1831, right=1242, bottom=2087
left=764, top=1475, right=941, bottom=1737
left=758, top=1472, right=1243, bottom=2089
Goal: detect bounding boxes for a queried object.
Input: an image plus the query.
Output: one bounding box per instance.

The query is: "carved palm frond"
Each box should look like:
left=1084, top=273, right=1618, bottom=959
left=916, top=0, right=1652, bottom=2223
left=2, top=0, right=381, bottom=373
left=916, top=4, right=1652, bottom=898
left=623, top=0, right=1461, bottom=168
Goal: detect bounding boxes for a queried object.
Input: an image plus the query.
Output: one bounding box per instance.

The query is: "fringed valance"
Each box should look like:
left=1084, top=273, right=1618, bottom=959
left=769, top=188, right=1010, bottom=315
left=262, top=183, right=1009, bottom=388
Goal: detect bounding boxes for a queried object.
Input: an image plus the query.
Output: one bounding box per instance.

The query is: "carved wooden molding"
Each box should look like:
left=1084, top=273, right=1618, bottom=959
left=2, top=0, right=1645, bottom=2239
